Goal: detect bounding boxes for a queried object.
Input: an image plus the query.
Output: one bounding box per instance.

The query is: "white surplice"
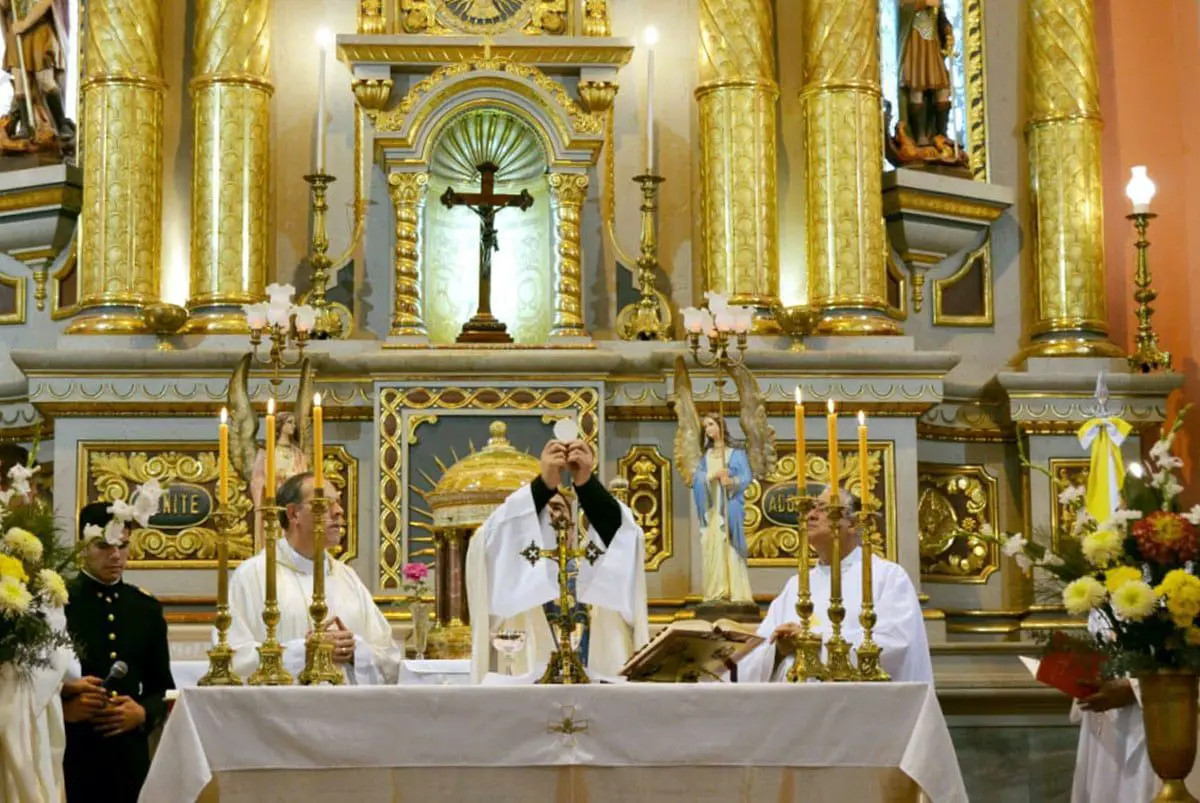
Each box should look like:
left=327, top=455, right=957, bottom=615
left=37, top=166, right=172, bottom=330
left=0, top=607, right=70, bottom=803
left=739, top=547, right=933, bottom=683
left=224, top=540, right=401, bottom=685
left=466, top=484, right=650, bottom=683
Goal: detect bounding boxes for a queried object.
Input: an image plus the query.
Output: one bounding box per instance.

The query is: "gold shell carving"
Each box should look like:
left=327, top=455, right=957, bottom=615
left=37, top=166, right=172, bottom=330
left=917, top=465, right=998, bottom=583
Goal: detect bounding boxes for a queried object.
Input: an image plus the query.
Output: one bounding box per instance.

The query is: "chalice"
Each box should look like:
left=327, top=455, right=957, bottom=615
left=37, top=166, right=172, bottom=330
left=773, top=304, right=817, bottom=352
left=492, top=630, right=526, bottom=676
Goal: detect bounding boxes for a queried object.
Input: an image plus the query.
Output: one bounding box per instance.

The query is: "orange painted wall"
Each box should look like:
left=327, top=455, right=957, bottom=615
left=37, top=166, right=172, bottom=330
left=1096, top=0, right=1200, bottom=499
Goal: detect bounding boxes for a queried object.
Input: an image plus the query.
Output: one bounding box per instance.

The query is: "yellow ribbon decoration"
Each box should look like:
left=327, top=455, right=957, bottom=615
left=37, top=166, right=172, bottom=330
left=1077, top=417, right=1133, bottom=524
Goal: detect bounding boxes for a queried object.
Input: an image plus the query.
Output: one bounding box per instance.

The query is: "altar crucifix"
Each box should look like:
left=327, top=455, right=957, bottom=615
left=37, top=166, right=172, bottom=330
left=440, top=161, right=535, bottom=343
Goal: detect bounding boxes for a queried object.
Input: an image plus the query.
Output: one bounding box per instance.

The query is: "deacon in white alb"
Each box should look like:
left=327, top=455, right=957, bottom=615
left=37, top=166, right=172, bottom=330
left=466, top=428, right=649, bottom=682
left=740, top=487, right=932, bottom=683
left=224, top=472, right=401, bottom=684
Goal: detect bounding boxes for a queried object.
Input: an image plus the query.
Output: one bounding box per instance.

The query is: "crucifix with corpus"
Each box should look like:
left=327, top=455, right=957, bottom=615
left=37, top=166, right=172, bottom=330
left=440, top=161, right=535, bottom=343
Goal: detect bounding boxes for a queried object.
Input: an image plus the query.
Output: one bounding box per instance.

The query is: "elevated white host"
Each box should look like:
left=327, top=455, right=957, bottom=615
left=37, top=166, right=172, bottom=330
left=553, top=418, right=579, bottom=443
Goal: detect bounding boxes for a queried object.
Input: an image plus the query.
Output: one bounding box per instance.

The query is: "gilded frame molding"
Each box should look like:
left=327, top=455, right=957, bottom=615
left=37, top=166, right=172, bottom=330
left=963, top=0, right=990, bottom=181
left=917, top=463, right=1000, bottom=584
left=376, top=383, right=602, bottom=588
left=0, top=267, right=26, bottom=325
left=50, top=239, right=80, bottom=321
left=1048, top=457, right=1089, bottom=551
left=932, top=232, right=994, bottom=327
left=616, top=444, right=673, bottom=572
left=885, top=250, right=909, bottom=321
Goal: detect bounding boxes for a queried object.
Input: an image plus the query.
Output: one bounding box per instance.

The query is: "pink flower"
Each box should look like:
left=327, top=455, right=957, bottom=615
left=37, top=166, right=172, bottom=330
left=402, top=562, right=429, bottom=583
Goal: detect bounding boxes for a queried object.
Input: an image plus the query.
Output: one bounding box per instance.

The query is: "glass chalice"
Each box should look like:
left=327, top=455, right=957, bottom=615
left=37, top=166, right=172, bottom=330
left=491, top=630, right=526, bottom=676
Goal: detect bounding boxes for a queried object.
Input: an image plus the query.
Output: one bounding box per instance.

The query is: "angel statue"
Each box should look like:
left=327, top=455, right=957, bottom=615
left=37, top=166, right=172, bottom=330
left=673, top=356, right=777, bottom=608
left=228, top=354, right=314, bottom=539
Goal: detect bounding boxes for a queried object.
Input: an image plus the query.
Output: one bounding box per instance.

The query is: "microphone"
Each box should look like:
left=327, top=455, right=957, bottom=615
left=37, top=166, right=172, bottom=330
left=101, top=660, right=128, bottom=690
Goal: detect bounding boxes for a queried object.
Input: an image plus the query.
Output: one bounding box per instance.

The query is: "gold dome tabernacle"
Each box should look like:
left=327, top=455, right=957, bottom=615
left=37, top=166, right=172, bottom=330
left=426, top=421, right=539, bottom=528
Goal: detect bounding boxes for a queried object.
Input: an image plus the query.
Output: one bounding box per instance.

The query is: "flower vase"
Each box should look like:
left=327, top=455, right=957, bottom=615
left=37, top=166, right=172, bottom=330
left=409, top=600, right=432, bottom=660
left=1140, top=670, right=1199, bottom=803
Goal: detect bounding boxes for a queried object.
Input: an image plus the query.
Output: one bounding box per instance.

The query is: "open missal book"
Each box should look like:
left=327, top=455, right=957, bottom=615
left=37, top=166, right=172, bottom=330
left=1019, top=633, right=1105, bottom=700
left=620, top=619, right=764, bottom=683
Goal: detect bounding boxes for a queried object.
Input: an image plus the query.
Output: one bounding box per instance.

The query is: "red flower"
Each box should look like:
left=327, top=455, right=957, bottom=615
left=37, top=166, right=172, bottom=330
left=402, top=562, right=429, bottom=583
left=1132, top=512, right=1199, bottom=565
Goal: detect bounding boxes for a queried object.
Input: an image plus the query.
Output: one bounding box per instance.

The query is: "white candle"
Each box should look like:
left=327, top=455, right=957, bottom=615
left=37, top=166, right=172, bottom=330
left=315, top=28, right=332, bottom=174
left=644, top=27, right=659, bottom=174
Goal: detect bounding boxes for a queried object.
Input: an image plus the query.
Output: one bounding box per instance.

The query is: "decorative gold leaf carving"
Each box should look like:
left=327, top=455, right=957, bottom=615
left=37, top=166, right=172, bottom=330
left=616, top=445, right=673, bottom=571
left=917, top=464, right=999, bottom=583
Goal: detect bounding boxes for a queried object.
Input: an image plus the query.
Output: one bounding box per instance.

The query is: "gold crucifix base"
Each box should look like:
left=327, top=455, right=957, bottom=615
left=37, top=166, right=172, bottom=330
left=456, top=311, right=513, bottom=344
left=298, top=631, right=344, bottom=686
left=538, top=647, right=590, bottom=685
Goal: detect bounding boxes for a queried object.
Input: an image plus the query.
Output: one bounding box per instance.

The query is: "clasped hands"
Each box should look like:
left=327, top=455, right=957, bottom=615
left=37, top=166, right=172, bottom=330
left=62, top=676, right=145, bottom=737
left=308, top=616, right=356, bottom=665
left=540, top=439, right=594, bottom=488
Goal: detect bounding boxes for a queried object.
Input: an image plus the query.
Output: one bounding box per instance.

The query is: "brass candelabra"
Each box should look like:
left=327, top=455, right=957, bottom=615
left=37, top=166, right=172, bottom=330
left=304, top=173, right=346, bottom=341
left=821, top=501, right=856, bottom=681
left=299, top=493, right=343, bottom=685
left=520, top=518, right=602, bottom=685
left=855, top=510, right=889, bottom=682
left=248, top=505, right=294, bottom=686
left=198, top=507, right=242, bottom=687
left=785, top=494, right=827, bottom=683
left=618, top=174, right=670, bottom=341
left=1126, top=212, right=1171, bottom=374
left=248, top=318, right=308, bottom=390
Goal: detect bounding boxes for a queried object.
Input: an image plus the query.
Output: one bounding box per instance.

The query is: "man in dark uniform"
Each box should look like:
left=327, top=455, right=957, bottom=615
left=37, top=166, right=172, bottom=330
left=61, top=502, right=174, bottom=803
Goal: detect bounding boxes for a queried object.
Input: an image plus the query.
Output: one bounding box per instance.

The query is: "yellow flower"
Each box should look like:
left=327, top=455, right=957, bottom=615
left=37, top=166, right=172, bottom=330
left=0, top=575, right=31, bottom=617
left=1064, top=576, right=1107, bottom=615
left=1156, top=570, right=1200, bottom=628
left=37, top=569, right=68, bottom=607
left=2, top=527, right=42, bottom=563
left=0, top=553, right=27, bottom=584
left=1105, top=566, right=1143, bottom=593
left=1082, top=529, right=1123, bottom=567
left=1111, top=580, right=1159, bottom=621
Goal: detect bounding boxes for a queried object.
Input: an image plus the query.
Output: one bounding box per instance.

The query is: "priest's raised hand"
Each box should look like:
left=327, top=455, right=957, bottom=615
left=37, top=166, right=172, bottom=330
left=466, top=438, right=650, bottom=682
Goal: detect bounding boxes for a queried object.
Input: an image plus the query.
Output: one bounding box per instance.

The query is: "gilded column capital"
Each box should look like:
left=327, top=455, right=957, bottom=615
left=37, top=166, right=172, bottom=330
left=548, top=172, right=589, bottom=340
left=388, top=171, right=430, bottom=339
left=1027, top=0, right=1100, bottom=123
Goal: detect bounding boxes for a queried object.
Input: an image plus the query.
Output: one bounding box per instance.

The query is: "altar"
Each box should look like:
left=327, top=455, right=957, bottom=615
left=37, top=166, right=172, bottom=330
left=142, top=684, right=967, bottom=803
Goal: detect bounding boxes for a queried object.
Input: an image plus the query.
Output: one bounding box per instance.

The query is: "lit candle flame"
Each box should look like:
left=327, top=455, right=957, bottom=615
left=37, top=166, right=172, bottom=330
left=220, top=407, right=227, bottom=424
left=795, top=387, right=802, bottom=405
left=314, top=392, right=322, bottom=407
left=267, top=398, right=275, bottom=415
left=858, top=411, right=866, bottom=426
left=827, top=399, right=835, bottom=414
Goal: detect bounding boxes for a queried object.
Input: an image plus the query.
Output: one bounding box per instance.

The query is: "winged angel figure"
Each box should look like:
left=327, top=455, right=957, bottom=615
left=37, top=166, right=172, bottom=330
left=227, top=354, right=314, bottom=537
left=673, top=356, right=777, bottom=603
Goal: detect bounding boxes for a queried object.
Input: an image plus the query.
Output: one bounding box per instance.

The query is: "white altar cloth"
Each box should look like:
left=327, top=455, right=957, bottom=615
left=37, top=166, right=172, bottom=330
left=142, top=683, right=966, bottom=803
left=397, top=659, right=470, bottom=686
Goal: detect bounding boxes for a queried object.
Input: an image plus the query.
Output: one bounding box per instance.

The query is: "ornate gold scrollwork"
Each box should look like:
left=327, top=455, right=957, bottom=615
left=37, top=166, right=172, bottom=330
left=1048, top=458, right=1089, bottom=551
left=917, top=465, right=999, bottom=583
left=377, top=386, right=601, bottom=588
left=79, top=443, right=358, bottom=568
left=745, top=441, right=895, bottom=566
left=616, top=445, right=673, bottom=571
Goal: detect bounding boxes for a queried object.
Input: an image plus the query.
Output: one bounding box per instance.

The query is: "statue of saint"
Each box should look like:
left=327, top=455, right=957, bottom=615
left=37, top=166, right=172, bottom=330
left=898, top=0, right=954, bottom=147
left=0, top=0, right=74, bottom=156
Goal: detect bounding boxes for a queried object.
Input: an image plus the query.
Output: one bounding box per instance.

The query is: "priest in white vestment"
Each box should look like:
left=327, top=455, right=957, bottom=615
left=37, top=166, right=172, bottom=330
left=740, top=487, right=932, bottom=683
left=225, top=472, right=401, bottom=684
left=467, top=438, right=649, bottom=682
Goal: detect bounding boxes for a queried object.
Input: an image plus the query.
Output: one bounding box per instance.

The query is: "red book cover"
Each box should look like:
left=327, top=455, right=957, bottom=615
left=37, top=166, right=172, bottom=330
left=1037, top=636, right=1104, bottom=700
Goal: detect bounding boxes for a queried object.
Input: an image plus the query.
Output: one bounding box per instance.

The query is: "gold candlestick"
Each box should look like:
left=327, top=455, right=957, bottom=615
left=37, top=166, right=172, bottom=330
left=1126, top=211, right=1171, bottom=374
left=855, top=508, right=889, bottom=682
left=786, top=493, right=828, bottom=683
left=248, top=505, right=293, bottom=686
left=521, top=517, right=600, bottom=685
left=823, top=501, right=855, bottom=682
left=198, top=507, right=242, bottom=686
left=299, top=492, right=342, bottom=685
left=304, top=172, right=345, bottom=340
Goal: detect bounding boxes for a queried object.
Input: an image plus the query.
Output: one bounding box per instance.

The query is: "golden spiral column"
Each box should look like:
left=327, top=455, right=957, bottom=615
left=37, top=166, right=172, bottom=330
left=548, top=172, right=589, bottom=340
left=1021, top=0, right=1121, bottom=359
left=802, top=0, right=897, bottom=336
left=184, top=0, right=273, bottom=334
left=388, top=172, right=429, bottom=338
left=67, top=0, right=165, bottom=334
left=696, top=0, right=779, bottom=329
